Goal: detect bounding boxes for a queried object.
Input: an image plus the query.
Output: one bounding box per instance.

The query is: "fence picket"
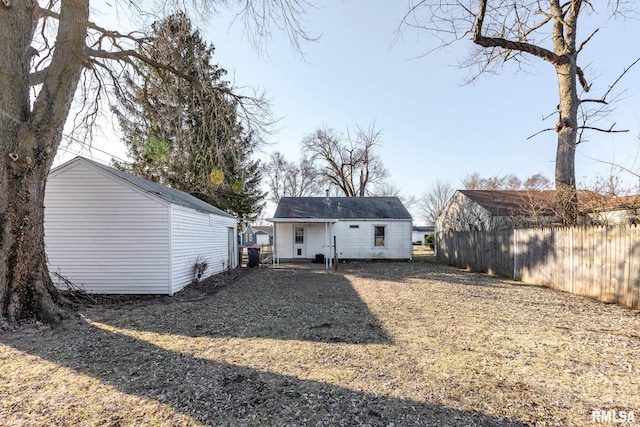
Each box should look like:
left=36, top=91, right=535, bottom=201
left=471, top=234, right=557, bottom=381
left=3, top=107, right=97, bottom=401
left=436, top=225, right=640, bottom=309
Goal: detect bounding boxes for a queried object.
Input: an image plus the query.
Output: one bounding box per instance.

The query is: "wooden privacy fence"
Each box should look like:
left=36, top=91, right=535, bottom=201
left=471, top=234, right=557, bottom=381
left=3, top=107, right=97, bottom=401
left=436, top=225, right=640, bottom=309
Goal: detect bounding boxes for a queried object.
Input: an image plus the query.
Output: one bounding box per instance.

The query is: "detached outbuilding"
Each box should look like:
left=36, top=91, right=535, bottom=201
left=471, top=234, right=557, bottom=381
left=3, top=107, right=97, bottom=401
left=268, top=197, right=413, bottom=267
left=45, top=157, right=238, bottom=295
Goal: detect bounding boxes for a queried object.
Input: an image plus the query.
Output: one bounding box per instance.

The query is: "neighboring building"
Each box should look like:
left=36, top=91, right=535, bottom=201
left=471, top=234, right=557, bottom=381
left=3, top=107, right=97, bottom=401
left=412, top=225, right=435, bottom=245
left=45, top=157, right=238, bottom=295
left=436, top=189, right=617, bottom=232
left=584, top=195, right=640, bottom=225
left=241, top=225, right=274, bottom=246
left=268, top=197, right=413, bottom=267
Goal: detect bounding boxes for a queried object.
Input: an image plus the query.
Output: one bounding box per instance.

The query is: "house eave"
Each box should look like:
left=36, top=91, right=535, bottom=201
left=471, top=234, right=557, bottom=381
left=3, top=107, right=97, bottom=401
left=267, top=217, right=411, bottom=223
left=266, top=218, right=339, bottom=223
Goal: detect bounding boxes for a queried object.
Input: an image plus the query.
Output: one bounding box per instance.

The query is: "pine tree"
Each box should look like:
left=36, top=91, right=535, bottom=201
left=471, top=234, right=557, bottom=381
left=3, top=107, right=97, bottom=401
left=112, top=12, right=264, bottom=226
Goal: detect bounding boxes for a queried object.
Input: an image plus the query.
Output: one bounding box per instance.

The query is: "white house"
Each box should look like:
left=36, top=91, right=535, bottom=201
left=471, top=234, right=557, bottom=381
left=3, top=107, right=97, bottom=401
left=240, top=225, right=273, bottom=246
left=412, top=225, right=434, bottom=245
left=584, top=195, right=640, bottom=225
left=44, top=157, right=238, bottom=295
left=268, top=197, right=413, bottom=267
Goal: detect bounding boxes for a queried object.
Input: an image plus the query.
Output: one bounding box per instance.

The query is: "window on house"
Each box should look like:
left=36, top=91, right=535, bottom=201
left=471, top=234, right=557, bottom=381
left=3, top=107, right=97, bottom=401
left=374, top=226, right=385, bottom=247
left=294, top=226, right=304, bottom=244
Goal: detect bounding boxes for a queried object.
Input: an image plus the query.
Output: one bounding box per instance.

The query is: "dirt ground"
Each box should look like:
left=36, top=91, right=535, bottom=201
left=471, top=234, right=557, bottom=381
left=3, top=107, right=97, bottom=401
left=1, top=259, right=639, bottom=426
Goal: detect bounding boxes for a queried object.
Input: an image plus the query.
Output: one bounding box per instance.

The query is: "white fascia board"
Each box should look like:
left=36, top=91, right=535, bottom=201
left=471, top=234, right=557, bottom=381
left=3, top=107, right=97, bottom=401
left=266, top=218, right=339, bottom=223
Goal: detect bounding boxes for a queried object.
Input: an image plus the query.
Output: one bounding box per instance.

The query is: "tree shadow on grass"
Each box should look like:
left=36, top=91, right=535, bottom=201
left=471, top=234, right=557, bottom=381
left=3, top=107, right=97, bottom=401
left=86, top=267, right=394, bottom=345
left=0, top=320, right=529, bottom=426
left=338, top=260, right=515, bottom=289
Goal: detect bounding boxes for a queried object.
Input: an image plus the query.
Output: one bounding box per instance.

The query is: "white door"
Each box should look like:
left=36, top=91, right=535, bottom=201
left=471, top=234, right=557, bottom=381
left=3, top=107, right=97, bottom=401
left=293, top=226, right=305, bottom=258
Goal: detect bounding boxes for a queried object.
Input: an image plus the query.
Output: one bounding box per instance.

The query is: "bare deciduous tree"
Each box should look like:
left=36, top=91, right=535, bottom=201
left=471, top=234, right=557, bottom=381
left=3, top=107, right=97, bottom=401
left=0, top=0, right=312, bottom=326
left=262, top=151, right=322, bottom=203
left=402, top=0, right=638, bottom=225
left=302, top=123, right=389, bottom=197
left=463, top=172, right=552, bottom=191
left=524, top=173, right=552, bottom=191
left=419, top=179, right=454, bottom=224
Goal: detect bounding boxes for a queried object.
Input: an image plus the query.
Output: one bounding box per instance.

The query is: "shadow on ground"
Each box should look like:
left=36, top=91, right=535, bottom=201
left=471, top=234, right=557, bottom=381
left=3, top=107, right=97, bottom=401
left=85, top=267, right=394, bottom=345
left=337, top=259, right=530, bottom=289
left=1, top=320, right=529, bottom=426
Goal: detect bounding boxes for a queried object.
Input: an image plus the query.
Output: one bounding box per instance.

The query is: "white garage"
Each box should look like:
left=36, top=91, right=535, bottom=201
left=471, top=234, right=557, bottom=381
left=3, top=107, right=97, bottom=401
left=45, top=157, right=238, bottom=295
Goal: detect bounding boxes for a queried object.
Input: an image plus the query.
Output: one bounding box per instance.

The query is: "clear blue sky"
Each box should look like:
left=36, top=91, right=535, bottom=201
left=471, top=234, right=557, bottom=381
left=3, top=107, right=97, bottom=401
left=202, top=2, right=640, bottom=216
left=57, top=1, right=640, bottom=222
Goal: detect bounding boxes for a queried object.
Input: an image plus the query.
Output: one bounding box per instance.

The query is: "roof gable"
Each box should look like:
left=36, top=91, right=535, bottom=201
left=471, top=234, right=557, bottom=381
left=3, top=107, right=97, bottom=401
left=252, top=225, right=273, bottom=234
left=273, top=197, right=412, bottom=220
left=52, top=157, right=235, bottom=218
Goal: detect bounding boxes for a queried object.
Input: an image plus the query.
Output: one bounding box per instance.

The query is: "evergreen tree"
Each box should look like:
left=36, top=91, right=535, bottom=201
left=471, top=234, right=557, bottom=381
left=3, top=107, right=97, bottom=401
left=112, top=12, right=264, bottom=226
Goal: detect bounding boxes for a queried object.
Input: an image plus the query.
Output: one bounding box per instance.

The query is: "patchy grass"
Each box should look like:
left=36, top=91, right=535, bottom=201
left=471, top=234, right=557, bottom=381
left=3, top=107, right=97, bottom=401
left=1, top=262, right=639, bottom=426
left=412, top=245, right=437, bottom=263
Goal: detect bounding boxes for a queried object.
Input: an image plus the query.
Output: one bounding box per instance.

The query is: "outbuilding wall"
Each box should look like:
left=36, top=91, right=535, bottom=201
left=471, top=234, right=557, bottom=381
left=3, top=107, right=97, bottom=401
left=170, top=205, right=237, bottom=294
left=45, top=160, right=172, bottom=294
left=45, top=158, right=238, bottom=295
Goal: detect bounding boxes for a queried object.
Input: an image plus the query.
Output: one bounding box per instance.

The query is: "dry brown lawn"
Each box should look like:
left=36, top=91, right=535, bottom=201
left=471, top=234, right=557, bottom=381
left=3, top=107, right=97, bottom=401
left=1, top=260, right=639, bottom=426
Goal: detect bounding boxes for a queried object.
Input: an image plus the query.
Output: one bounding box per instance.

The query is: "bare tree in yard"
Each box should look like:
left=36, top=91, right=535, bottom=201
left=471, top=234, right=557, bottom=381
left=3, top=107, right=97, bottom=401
left=463, top=172, right=552, bottom=191
left=402, top=1, right=638, bottom=225
left=262, top=151, right=322, bottom=203
left=302, top=123, right=389, bottom=197
left=419, top=179, right=454, bottom=224
left=524, top=173, right=553, bottom=191
left=0, top=0, right=312, bottom=326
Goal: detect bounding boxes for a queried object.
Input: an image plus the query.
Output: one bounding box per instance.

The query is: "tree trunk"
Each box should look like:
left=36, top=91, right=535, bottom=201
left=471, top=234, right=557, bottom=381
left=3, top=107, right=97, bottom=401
left=554, top=60, right=579, bottom=225
left=0, top=155, right=72, bottom=326
left=1, top=0, right=89, bottom=326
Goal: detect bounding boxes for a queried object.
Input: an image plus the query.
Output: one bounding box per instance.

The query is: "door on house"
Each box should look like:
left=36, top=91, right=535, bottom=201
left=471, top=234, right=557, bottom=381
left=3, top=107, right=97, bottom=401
left=293, top=226, right=305, bottom=258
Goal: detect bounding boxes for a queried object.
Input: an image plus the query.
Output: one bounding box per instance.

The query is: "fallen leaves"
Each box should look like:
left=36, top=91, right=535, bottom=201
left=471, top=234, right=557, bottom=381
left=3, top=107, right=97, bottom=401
left=0, top=261, right=638, bottom=426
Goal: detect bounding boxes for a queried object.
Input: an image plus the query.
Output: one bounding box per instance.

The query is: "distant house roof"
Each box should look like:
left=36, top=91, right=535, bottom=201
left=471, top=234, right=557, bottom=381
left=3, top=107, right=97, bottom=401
left=272, top=197, right=412, bottom=221
left=55, top=157, right=234, bottom=218
left=413, top=225, right=434, bottom=232
left=459, top=190, right=607, bottom=216
left=597, top=195, right=640, bottom=211
left=252, top=225, right=273, bottom=234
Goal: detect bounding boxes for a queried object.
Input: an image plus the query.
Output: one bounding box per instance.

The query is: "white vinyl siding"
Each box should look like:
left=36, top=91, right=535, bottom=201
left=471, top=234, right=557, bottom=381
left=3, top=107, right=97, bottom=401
left=45, top=158, right=237, bottom=295
left=45, top=161, right=171, bottom=294
left=275, top=223, right=334, bottom=260
left=305, top=223, right=331, bottom=257
left=255, top=232, right=270, bottom=246
left=334, top=220, right=412, bottom=259
left=170, top=205, right=237, bottom=294
left=275, top=224, right=294, bottom=259
left=274, top=220, right=412, bottom=260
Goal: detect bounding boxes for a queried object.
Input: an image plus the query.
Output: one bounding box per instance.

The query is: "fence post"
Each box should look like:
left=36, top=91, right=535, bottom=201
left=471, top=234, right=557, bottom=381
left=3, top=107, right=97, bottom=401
left=513, top=228, right=518, bottom=280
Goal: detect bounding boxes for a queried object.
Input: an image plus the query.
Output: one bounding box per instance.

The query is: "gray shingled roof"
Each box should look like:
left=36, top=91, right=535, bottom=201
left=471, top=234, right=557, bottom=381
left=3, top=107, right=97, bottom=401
left=273, top=197, right=412, bottom=220
left=74, top=157, right=235, bottom=218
